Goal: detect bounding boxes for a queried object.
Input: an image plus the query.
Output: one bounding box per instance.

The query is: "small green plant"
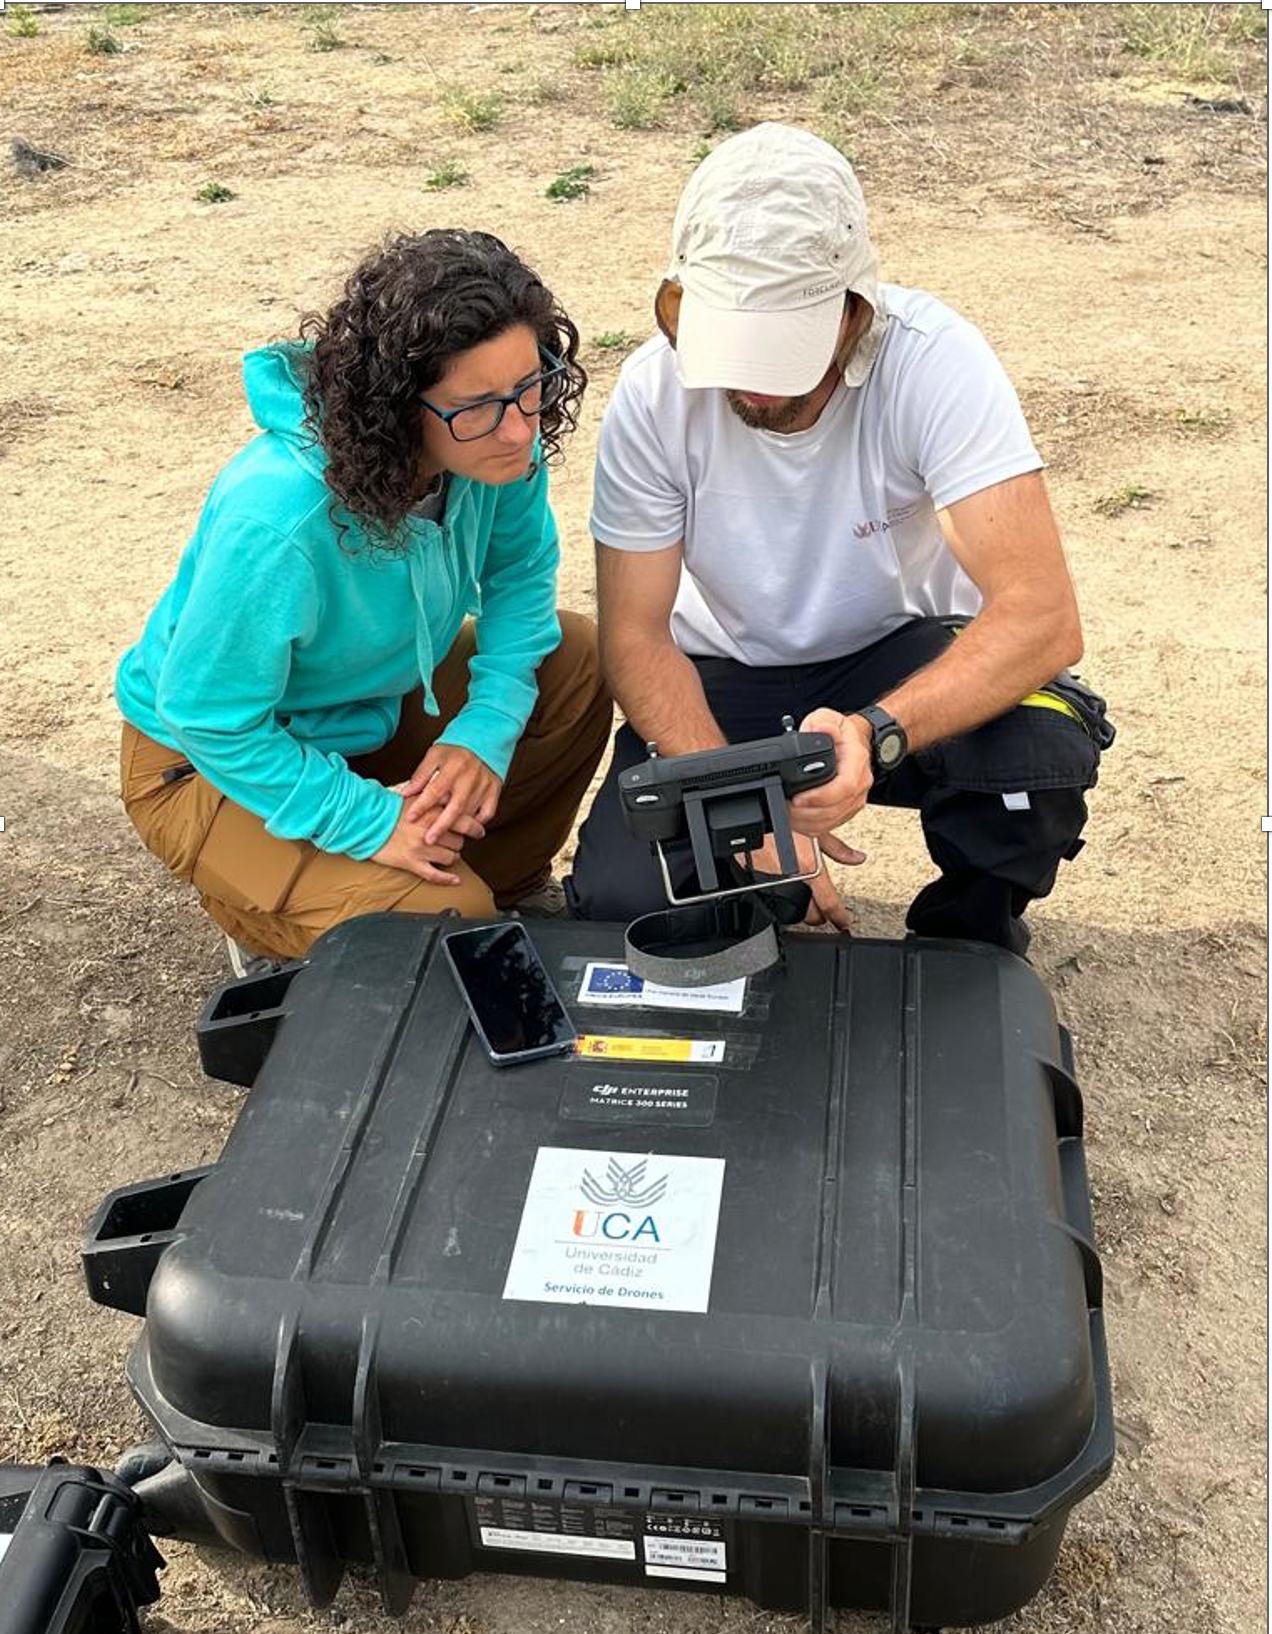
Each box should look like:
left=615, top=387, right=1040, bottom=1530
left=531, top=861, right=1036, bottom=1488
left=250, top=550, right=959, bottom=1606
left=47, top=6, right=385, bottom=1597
left=523, top=75, right=566, bottom=105
left=1094, top=483, right=1154, bottom=518
left=690, top=139, right=713, bottom=164
left=593, top=330, right=635, bottom=351
left=442, top=86, right=504, bottom=133
left=604, top=66, right=678, bottom=131
left=1223, top=6, right=1268, bottom=46
left=698, top=81, right=746, bottom=134
left=953, top=38, right=990, bottom=68
left=307, top=20, right=345, bottom=52
left=1173, top=406, right=1229, bottom=433
left=7, top=6, right=39, bottom=38
left=574, top=31, right=637, bottom=71
left=1119, top=5, right=1227, bottom=81
left=424, top=159, right=470, bottom=191
left=86, top=25, right=122, bottom=55
left=105, top=4, right=146, bottom=24
left=245, top=84, right=277, bottom=108
left=762, top=36, right=813, bottom=91
left=545, top=163, right=597, bottom=202
left=818, top=63, right=888, bottom=125
left=196, top=180, right=236, bottom=204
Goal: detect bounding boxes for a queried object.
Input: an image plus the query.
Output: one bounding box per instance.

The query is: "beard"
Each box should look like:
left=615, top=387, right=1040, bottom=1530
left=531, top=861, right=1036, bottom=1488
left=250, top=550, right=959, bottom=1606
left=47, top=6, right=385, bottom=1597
left=724, top=386, right=820, bottom=433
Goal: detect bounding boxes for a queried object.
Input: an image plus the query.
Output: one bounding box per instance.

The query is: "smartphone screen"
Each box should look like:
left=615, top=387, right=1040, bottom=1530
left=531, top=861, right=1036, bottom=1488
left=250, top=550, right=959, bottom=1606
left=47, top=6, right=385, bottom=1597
left=443, top=923, right=577, bottom=1064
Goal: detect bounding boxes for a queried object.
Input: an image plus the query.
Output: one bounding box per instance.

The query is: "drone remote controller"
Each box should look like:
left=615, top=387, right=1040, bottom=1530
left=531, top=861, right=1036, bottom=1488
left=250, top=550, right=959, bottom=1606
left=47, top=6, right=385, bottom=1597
left=618, top=717, right=838, bottom=903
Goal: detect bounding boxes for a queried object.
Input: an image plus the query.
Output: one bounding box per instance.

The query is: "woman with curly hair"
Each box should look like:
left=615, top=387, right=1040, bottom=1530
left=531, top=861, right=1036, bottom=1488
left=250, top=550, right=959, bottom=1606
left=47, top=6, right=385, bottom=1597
left=116, top=229, right=612, bottom=969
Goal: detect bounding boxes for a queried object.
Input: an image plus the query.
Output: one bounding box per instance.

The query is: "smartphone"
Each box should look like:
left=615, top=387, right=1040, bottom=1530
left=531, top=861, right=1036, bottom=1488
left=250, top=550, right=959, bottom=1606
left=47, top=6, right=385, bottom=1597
left=442, top=922, right=578, bottom=1067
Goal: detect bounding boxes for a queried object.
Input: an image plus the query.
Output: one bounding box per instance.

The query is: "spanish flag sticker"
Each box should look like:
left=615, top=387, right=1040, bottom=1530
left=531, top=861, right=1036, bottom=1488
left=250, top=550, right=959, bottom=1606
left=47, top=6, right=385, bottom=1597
left=575, top=1034, right=726, bottom=1065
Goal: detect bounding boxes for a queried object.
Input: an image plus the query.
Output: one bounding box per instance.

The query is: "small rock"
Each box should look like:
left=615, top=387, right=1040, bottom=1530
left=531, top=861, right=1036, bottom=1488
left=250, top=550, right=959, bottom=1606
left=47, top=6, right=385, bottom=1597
left=1185, top=94, right=1252, bottom=116
left=11, top=138, right=71, bottom=180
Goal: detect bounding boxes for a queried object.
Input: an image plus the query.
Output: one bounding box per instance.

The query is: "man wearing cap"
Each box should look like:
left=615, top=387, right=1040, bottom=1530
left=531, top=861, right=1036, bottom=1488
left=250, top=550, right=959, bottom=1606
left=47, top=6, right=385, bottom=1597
left=565, top=123, right=1110, bottom=955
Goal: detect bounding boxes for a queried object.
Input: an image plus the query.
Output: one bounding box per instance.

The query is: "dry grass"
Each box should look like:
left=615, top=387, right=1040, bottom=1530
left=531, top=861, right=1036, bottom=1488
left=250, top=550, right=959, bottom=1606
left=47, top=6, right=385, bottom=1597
left=1020, top=385, right=1235, bottom=475
left=564, top=2, right=1266, bottom=194
left=0, top=396, right=58, bottom=454
left=2, top=6, right=1263, bottom=227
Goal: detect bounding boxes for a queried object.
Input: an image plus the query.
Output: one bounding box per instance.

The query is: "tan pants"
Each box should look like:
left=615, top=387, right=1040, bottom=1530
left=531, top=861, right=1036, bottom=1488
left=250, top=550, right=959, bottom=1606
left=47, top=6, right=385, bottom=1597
left=120, top=611, right=612, bottom=961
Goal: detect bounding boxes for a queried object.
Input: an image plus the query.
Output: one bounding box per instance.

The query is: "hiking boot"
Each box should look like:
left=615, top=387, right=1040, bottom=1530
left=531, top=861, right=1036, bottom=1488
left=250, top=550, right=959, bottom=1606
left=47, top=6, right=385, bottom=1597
left=508, top=875, right=569, bottom=919
left=225, top=933, right=285, bottom=981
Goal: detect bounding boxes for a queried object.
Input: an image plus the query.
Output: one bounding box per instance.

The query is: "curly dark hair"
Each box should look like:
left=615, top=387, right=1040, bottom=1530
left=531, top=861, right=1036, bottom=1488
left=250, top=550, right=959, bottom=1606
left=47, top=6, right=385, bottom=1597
left=296, top=229, right=585, bottom=545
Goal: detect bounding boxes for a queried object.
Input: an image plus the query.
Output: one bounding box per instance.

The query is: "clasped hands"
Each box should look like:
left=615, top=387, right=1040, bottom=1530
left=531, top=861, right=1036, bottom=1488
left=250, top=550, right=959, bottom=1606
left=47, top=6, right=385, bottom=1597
left=739, top=708, right=875, bottom=931
left=371, top=744, right=502, bottom=885
left=368, top=709, right=873, bottom=906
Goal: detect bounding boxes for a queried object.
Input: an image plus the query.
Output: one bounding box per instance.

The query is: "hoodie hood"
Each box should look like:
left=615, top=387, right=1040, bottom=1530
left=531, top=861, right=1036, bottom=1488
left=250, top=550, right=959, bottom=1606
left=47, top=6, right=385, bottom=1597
left=242, top=341, right=327, bottom=480
left=239, top=340, right=464, bottom=720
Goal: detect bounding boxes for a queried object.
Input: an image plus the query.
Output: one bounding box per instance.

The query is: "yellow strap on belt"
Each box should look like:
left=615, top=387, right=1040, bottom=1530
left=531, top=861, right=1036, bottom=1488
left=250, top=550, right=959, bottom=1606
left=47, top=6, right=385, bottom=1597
left=944, top=624, right=1085, bottom=726
left=1020, top=690, right=1082, bottom=725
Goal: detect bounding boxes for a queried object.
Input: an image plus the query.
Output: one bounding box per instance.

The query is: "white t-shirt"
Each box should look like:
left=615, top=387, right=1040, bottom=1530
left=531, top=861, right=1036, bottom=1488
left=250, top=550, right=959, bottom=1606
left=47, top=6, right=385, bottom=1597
left=589, top=283, right=1043, bottom=665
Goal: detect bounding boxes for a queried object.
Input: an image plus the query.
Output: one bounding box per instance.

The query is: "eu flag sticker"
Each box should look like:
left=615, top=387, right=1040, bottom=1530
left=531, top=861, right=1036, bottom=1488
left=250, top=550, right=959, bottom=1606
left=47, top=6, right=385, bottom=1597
left=580, top=962, right=645, bottom=999
left=578, top=961, right=746, bottom=1015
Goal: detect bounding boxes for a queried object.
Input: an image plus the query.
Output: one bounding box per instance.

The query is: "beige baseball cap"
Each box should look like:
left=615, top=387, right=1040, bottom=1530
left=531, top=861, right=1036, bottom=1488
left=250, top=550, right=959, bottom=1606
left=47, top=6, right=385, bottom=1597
left=666, top=122, right=886, bottom=396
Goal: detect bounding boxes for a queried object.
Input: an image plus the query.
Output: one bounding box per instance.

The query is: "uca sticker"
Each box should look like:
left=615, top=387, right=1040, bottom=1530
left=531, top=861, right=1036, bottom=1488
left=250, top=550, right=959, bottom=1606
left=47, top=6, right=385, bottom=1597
left=502, top=1147, right=726, bottom=1313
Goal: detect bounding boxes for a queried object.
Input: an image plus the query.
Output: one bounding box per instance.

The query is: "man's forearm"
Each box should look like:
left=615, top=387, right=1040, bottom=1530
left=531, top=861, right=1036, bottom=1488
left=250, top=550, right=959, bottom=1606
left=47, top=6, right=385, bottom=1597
left=601, top=634, right=727, bottom=755
left=877, top=596, right=1083, bottom=753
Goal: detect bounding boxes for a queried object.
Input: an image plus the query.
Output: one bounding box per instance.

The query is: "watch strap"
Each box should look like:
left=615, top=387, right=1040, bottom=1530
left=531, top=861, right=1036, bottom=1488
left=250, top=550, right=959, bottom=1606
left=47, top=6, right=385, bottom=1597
left=853, top=704, right=908, bottom=775
left=855, top=704, right=899, bottom=736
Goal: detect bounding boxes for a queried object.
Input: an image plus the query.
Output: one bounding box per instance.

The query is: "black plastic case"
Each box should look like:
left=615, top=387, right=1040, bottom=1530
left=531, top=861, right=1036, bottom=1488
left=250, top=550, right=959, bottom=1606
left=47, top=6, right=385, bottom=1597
left=83, top=915, right=1112, bottom=1631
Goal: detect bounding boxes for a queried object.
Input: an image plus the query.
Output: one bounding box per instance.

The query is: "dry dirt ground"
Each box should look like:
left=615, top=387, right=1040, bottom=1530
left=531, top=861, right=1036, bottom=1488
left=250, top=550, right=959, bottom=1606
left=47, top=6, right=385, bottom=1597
left=0, top=6, right=1267, bottom=1634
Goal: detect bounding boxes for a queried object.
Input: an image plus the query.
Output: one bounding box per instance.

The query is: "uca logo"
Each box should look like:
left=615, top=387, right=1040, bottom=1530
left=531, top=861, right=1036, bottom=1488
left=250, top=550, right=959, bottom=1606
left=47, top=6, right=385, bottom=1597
left=573, top=1158, right=667, bottom=1243
left=580, top=1157, right=667, bottom=1208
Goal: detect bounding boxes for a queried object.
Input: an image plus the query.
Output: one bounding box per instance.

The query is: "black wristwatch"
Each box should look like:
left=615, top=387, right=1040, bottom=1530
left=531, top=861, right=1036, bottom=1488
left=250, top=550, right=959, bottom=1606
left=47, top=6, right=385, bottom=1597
left=853, top=704, right=909, bottom=777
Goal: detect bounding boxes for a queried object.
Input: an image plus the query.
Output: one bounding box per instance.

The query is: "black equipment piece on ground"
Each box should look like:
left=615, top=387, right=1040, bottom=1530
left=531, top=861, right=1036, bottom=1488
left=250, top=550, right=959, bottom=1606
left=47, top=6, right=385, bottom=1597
left=83, top=913, right=1113, bottom=1633
left=617, top=719, right=836, bottom=984
left=0, top=1461, right=164, bottom=1634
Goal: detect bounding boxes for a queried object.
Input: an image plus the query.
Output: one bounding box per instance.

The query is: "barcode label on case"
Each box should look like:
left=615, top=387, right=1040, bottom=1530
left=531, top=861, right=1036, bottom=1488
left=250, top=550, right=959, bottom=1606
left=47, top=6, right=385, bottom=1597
left=644, top=1533, right=727, bottom=1580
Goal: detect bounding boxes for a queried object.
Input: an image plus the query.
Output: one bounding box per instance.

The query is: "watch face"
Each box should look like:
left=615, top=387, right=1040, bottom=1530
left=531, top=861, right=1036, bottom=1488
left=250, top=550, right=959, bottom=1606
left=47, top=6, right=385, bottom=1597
left=878, top=730, right=905, bottom=767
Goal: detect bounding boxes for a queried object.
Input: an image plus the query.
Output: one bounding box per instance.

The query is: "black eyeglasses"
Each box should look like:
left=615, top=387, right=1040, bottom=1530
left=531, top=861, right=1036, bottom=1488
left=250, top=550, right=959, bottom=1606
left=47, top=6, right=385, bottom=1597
left=420, top=350, right=568, bottom=443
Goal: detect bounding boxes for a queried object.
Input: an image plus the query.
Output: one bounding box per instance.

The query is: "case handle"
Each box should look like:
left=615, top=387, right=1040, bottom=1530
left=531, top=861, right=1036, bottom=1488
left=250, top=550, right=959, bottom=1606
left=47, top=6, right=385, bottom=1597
left=196, top=962, right=304, bottom=1088
left=82, top=1168, right=213, bottom=1316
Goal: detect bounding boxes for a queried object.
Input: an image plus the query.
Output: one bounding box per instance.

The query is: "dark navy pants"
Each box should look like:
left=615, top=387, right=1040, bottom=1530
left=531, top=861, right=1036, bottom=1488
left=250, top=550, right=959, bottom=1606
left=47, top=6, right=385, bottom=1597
left=564, top=618, right=1103, bottom=956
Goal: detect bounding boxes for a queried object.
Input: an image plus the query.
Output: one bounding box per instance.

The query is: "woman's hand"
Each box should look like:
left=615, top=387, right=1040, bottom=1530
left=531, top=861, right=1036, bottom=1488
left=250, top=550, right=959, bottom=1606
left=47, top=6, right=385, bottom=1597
left=371, top=799, right=467, bottom=886
left=399, top=745, right=502, bottom=844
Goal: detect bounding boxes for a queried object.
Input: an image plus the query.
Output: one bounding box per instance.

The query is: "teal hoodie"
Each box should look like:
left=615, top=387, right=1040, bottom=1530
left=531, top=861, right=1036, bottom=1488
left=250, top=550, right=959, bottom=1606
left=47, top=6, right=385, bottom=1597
left=115, top=343, right=562, bottom=859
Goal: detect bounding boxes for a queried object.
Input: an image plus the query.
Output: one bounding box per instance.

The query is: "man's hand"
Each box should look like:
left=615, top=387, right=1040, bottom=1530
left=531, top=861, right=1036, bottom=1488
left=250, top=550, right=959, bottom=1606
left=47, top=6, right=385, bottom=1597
left=741, top=830, right=866, bottom=931
left=399, top=744, right=502, bottom=845
left=789, top=709, right=874, bottom=835
left=371, top=799, right=467, bottom=886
